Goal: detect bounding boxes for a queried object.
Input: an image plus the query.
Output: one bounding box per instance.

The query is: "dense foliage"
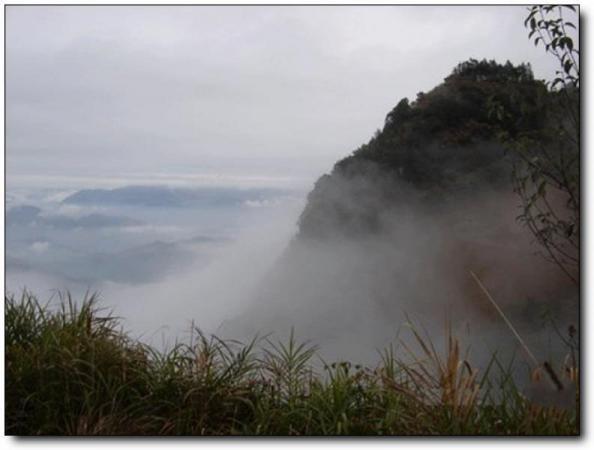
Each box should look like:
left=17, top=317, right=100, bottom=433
left=335, top=59, right=545, bottom=187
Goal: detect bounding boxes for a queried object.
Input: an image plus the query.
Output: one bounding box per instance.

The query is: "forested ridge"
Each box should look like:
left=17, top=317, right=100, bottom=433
left=298, top=59, right=576, bottom=241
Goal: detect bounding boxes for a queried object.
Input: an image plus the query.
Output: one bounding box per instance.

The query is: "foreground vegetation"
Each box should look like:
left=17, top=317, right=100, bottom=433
left=5, top=291, right=578, bottom=436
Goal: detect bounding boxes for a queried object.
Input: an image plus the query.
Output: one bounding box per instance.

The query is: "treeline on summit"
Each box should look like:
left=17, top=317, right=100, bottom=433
left=297, top=58, right=578, bottom=258
left=335, top=59, right=543, bottom=186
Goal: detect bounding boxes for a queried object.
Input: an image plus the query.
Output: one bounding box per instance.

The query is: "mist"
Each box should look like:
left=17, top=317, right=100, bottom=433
left=226, top=166, right=577, bottom=370
left=22, top=161, right=572, bottom=377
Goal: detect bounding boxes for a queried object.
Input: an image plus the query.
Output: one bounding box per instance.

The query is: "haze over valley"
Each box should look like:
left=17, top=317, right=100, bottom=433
left=6, top=5, right=579, bottom=375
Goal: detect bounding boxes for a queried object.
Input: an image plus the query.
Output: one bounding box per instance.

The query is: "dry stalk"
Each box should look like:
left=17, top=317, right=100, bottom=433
left=470, top=271, right=539, bottom=368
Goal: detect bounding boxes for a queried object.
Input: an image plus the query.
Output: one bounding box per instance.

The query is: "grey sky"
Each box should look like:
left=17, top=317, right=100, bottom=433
left=6, top=5, right=564, bottom=188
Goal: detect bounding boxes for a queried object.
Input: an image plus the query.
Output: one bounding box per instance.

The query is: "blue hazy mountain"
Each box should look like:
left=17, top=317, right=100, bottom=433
left=63, top=185, right=292, bottom=208
left=42, top=213, right=142, bottom=229
left=6, top=205, right=143, bottom=230
left=7, top=235, right=226, bottom=285
left=6, top=205, right=42, bottom=225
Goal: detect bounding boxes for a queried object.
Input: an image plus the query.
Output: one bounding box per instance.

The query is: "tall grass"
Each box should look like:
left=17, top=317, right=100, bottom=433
left=5, top=291, right=579, bottom=436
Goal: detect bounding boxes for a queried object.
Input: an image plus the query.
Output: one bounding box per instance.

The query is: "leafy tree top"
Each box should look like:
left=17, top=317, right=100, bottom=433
left=332, top=59, right=549, bottom=188
left=446, top=58, right=534, bottom=83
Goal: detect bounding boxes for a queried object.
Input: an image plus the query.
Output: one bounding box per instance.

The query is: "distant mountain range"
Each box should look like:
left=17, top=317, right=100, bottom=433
left=6, top=233, right=227, bottom=285
left=6, top=205, right=143, bottom=230
left=62, top=185, right=294, bottom=208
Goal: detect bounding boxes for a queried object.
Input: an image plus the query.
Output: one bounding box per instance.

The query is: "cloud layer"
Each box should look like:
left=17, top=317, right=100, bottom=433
left=7, top=5, right=561, bottom=182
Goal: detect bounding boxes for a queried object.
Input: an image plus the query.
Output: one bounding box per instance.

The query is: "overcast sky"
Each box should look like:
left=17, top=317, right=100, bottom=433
left=6, top=5, right=566, bottom=189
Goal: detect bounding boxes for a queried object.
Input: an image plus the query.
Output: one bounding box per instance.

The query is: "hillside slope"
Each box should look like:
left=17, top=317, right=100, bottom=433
left=225, top=60, right=578, bottom=363
left=297, top=59, right=548, bottom=240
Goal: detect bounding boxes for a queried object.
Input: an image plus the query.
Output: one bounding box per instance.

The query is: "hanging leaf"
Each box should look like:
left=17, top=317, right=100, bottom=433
left=564, top=60, right=573, bottom=74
